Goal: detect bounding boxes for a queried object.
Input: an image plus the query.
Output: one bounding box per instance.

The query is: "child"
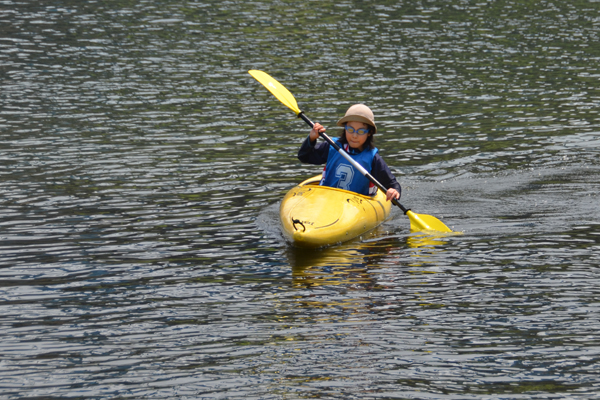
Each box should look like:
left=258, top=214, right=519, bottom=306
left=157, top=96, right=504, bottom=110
left=298, top=104, right=401, bottom=202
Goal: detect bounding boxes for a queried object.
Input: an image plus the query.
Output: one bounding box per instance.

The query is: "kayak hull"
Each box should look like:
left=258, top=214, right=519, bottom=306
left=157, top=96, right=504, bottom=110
left=280, top=175, right=392, bottom=248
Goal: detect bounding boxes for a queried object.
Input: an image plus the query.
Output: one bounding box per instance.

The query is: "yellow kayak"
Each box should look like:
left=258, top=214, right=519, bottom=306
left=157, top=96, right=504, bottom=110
left=280, top=175, right=392, bottom=248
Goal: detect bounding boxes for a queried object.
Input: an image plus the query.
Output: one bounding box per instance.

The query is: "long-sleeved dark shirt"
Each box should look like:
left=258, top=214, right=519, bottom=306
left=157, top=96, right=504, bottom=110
left=297, top=135, right=401, bottom=197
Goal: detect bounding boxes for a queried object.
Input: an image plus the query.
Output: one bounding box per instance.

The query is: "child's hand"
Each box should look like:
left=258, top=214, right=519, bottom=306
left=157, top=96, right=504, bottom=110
left=386, top=188, right=400, bottom=202
left=310, top=123, right=325, bottom=141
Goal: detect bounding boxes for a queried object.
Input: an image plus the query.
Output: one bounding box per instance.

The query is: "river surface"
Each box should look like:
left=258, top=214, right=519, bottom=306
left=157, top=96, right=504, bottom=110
left=1, top=1, right=599, bottom=399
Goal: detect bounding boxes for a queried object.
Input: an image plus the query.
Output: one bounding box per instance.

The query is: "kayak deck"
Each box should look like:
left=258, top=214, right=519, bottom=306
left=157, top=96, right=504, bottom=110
left=280, top=175, right=392, bottom=248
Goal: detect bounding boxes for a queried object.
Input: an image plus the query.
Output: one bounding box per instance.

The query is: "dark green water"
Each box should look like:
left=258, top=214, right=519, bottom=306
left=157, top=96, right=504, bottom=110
left=1, top=1, right=599, bottom=398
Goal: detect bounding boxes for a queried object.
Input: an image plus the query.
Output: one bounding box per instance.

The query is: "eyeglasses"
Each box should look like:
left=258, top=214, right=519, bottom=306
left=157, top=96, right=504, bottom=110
left=345, top=125, right=369, bottom=136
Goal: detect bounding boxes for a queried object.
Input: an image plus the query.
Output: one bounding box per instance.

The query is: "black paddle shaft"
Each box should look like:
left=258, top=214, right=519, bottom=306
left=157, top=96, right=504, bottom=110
left=297, top=112, right=409, bottom=214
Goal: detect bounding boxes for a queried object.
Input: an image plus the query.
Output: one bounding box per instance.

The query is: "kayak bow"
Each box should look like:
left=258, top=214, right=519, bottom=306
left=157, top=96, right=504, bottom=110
left=280, top=175, right=392, bottom=248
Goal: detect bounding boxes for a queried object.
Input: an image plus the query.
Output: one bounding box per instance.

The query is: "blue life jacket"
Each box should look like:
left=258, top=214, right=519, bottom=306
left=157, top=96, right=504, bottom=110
left=320, top=139, right=378, bottom=196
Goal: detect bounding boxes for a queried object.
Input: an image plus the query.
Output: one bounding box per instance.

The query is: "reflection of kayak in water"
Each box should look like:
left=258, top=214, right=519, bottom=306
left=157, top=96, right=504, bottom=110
left=287, top=241, right=377, bottom=289
left=287, top=230, right=459, bottom=289
left=280, top=175, right=392, bottom=248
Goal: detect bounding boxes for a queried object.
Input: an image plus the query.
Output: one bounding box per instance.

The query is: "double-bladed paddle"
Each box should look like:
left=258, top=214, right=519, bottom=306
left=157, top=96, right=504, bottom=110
left=248, top=69, right=452, bottom=233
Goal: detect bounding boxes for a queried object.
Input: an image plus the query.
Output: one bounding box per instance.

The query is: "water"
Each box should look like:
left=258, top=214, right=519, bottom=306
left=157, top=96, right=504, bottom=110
left=1, top=0, right=599, bottom=398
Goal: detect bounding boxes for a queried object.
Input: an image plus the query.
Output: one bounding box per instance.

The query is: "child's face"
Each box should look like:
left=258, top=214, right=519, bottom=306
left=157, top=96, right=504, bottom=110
left=345, top=121, right=371, bottom=150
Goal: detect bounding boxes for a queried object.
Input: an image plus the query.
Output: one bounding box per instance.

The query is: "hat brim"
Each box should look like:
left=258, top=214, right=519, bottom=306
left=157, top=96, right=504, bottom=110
left=336, top=116, right=377, bottom=134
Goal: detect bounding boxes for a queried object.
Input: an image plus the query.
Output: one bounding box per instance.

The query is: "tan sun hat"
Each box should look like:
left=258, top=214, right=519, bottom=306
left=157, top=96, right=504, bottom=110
left=336, top=104, right=377, bottom=134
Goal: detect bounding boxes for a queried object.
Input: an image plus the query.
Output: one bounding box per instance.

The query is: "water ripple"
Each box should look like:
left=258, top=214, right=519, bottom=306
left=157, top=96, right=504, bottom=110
left=1, top=0, right=600, bottom=398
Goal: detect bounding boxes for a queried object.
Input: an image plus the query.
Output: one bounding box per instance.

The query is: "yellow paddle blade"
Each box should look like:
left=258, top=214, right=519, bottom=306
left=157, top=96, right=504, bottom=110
left=406, top=210, right=453, bottom=233
left=248, top=70, right=301, bottom=115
